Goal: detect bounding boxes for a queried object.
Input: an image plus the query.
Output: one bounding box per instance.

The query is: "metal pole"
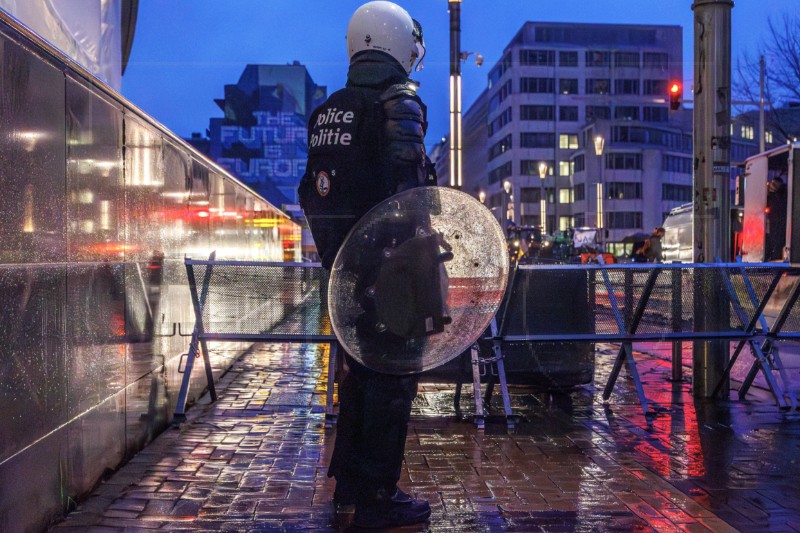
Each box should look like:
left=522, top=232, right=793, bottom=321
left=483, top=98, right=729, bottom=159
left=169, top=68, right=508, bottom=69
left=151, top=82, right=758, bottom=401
left=448, top=0, right=462, bottom=190
left=759, top=55, right=765, bottom=153
left=671, top=267, right=683, bottom=381
left=598, top=155, right=605, bottom=251
left=691, top=0, right=733, bottom=399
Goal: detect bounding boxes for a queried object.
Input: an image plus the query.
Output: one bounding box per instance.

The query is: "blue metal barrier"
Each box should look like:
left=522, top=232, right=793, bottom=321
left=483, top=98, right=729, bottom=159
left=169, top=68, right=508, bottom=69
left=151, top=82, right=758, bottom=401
left=177, top=259, right=800, bottom=423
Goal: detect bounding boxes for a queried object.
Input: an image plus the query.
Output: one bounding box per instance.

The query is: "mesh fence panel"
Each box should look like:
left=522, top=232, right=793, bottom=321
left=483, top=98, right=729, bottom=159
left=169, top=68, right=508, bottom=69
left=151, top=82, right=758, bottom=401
left=190, top=263, right=331, bottom=337
left=186, top=261, right=798, bottom=343
left=768, top=272, right=800, bottom=334
left=509, top=264, right=792, bottom=340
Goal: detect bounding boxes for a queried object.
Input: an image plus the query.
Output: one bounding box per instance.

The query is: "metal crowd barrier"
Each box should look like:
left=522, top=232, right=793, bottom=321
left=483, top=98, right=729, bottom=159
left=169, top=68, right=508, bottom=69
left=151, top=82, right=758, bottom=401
left=175, top=256, right=800, bottom=423
left=173, top=253, right=338, bottom=423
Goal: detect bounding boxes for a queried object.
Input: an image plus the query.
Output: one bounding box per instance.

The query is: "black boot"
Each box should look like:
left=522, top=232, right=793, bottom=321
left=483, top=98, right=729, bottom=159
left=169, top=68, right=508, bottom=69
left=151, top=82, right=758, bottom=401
left=352, top=492, right=430, bottom=529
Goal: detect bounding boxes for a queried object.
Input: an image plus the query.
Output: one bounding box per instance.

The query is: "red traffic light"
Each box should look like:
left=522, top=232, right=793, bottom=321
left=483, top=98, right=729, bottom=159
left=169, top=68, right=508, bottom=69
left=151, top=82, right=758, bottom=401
left=669, top=82, right=681, bottom=110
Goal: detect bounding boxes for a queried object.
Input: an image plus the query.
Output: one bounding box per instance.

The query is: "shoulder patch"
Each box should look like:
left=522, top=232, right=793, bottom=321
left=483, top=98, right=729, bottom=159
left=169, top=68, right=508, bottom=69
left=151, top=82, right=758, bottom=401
left=316, top=171, right=331, bottom=197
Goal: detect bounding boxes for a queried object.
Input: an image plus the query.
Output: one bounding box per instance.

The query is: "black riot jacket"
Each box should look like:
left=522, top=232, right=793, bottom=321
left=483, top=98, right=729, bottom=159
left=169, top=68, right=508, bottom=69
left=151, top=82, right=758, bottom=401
left=298, top=50, right=433, bottom=269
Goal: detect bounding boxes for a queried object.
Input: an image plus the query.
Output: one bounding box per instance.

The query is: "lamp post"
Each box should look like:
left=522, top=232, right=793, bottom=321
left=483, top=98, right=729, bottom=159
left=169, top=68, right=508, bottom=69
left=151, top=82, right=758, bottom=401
left=503, top=179, right=513, bottom=230
left=448, top=0, right=462, bottom=189
left=594, top=135, right=605, bottom=250
left=538, top=161, right=547, bottom=234
left=478, top=190, right=486, bottom=204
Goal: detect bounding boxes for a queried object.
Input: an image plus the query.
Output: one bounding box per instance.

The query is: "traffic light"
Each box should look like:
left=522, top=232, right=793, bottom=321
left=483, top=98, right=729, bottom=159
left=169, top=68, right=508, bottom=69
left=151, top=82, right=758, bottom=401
left=669, top=82, right=681, bottom=111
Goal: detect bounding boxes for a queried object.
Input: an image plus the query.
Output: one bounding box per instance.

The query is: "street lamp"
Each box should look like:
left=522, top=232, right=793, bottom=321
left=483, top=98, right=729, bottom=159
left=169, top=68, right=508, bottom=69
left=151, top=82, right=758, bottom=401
left=503, top=179, right=513, bottom=227
left=449, top=0, right=462, bottom=189
left=478, top=190, right=486, bottom=204
left=594, top=135, right=605, bottom=249
left=538, top=161, right=548, bottom=234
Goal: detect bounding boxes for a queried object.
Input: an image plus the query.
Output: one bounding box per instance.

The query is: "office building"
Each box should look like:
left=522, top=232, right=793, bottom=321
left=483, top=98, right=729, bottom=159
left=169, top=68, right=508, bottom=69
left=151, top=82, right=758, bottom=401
left=480, top=21, right=683, bottom=236
left=206, top=62, right=326, bottom=209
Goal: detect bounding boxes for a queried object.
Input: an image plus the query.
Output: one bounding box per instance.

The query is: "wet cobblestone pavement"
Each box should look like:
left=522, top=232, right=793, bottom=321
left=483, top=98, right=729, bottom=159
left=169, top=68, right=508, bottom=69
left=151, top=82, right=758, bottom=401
left=51, top=342, right=800, bottom=532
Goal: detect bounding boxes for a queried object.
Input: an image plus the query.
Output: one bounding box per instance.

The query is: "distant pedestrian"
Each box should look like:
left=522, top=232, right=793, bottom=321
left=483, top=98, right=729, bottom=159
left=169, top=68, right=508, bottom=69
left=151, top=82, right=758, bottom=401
left=766, top=176, right=787, bottom=261
left=633, top=227, right=665, bottom=263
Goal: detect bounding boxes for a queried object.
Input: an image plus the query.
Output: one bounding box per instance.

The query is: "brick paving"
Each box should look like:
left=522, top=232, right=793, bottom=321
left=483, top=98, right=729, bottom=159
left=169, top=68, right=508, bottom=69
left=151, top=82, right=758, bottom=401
left=51, top=341, right=800, bottom=532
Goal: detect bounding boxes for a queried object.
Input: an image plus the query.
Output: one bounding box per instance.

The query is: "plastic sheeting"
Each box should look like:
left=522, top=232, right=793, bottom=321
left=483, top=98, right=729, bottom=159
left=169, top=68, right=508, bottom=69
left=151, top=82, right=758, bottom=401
left=0, top=0, right=122, bottom=90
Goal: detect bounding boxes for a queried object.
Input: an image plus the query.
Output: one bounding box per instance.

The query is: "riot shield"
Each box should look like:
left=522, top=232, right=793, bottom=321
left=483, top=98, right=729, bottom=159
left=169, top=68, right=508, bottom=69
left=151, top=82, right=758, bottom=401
left=328, top=186, right=509, bottom=374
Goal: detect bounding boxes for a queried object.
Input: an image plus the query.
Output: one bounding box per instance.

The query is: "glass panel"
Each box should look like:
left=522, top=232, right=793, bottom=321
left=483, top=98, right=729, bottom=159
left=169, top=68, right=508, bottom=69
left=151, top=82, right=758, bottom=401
left=0, top=35, right=66, bottom=263
left=0, top=265, right=67, bottom=463
left=66, top=75, right=124, bottom=262
left=125, top=116, right=164, bottom=263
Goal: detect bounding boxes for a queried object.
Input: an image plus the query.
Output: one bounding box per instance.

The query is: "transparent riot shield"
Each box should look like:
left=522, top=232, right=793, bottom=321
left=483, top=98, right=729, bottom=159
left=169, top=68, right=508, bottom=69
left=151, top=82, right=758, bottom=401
left=328, top=186, right=509, bottom=374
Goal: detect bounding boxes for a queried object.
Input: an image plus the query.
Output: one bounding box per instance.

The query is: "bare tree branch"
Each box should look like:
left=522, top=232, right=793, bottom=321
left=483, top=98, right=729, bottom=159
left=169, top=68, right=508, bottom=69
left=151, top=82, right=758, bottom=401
left=733, top=11, right=800, bottom=141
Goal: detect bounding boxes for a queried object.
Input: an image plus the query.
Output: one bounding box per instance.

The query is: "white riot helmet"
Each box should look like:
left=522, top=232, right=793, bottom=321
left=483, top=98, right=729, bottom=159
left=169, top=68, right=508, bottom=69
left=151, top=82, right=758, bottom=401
left=346, top=1, right=426, bottom=74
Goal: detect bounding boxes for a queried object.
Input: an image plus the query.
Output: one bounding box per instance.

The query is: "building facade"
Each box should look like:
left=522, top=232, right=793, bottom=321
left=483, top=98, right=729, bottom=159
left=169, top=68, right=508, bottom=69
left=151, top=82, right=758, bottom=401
left=432, top=22, right=782, bottom=256
left=206, top=62, right=326, bottom=210
left=480, top=22, right=683, bottom=237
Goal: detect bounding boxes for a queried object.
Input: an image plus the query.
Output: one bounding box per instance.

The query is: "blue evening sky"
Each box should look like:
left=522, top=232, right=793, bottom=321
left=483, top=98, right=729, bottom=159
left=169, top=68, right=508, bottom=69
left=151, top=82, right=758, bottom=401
left=122, top=0, right=797, bottom=147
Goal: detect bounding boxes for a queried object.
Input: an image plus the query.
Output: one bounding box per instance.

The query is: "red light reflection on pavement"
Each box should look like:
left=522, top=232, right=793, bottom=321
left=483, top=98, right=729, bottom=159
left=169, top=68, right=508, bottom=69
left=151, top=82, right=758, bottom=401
left=631, top=356, right=706, bottom=479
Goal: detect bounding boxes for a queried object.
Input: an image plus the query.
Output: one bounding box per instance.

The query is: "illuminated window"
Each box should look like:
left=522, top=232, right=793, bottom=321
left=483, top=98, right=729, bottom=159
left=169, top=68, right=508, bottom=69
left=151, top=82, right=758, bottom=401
left=559, top=134, right=578, bottom=149
left=766, top=130, right=773, bottom=144
left=741, top=125, right=754, bottom=140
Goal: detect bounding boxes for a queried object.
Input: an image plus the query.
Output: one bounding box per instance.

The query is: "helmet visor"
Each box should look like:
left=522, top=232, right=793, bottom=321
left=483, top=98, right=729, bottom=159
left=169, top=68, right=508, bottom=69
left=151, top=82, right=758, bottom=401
left=412, top=18, right=426, bottom=72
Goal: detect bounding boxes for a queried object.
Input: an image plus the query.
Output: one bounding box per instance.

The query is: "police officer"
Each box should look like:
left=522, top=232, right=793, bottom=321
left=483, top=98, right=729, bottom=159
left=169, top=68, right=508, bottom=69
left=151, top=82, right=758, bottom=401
left=298, top=1, right=433, bottom=528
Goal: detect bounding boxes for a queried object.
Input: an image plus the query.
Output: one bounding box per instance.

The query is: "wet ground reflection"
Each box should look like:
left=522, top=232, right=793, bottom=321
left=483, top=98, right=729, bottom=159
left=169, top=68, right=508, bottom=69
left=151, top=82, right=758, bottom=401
left=52, top=342, right=800, bottom=532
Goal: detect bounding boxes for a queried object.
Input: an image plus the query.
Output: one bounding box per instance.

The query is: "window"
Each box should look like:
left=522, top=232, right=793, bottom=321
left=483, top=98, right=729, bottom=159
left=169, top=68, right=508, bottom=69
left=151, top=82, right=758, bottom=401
left=558, top=160, right=572, bottom=176
left=606, top=182, right=642, bottom=199
left=614, top=79, right=640, bottom=95
left=488, top=107, right=512, bottom=136
left=586, top=106, right=611, bottom=120
left=559, top=188, right=573, bottom=203
left=643, top=106, right=668, bottom=122
left=662, top=155, right=692, bottom=174
left=559, top=51, right=578, bottom=67
left=559, top=216, right=573, bottom=231
left=607, top=211, right=643, bottom=229
left=606, top=153, right=642, bottom=169
left=546, top=188, right=556, bottom=203
left=519, top=187, right=542, bottom=204
left=766, top=131, right=774, bottom=144
left=643, top=52, right=669, bottom=70
left=520, top=187, right=542, bottom=202
left=488, top=80, right=512, bottom=112
left=559, top=134, right=578, bottom=149
left=521, top=160, right=554, bottom=176
left=586, top=78, right=610, bottom=95
left=520, top=215, right=541, bottom=226
left=520, top=77, right=555, bottom=93
left=488, top=134, right=512, bottom=161
left=586, top=50, right=610, bottom=67
left=662, top=183, right=693, bottom=202
left=614, top=51, right=640, bottom=68
left=612, top=125, right=692, bottom=151
left=559, top=78, right=578, bottom=94
left=559, top=106, right=578, bottom=121
left=643, top=79, right=668, bottom=95
left=488, top=52, right=511, bottom=88
left=520, top=105, right=554, bottom=121
left=488, top=161, right=512, bottom=184
left=520, top=132, right=555, bottom=148
left=574, top=213, right=586, bottom=227
left=574, top=183, right=585, bottom=201
left=614, top=106, right=639, bottom=121
left=574, top=154, right=585, bottom=172
left=741, top=125, right=754, bottom=140
left=520, top=49, right=555, bottom=66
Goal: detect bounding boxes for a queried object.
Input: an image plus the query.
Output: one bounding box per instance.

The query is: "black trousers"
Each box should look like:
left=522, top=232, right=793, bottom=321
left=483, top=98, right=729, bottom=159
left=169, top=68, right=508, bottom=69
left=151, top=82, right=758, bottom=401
left=328, top=350, right=419, bottom=504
